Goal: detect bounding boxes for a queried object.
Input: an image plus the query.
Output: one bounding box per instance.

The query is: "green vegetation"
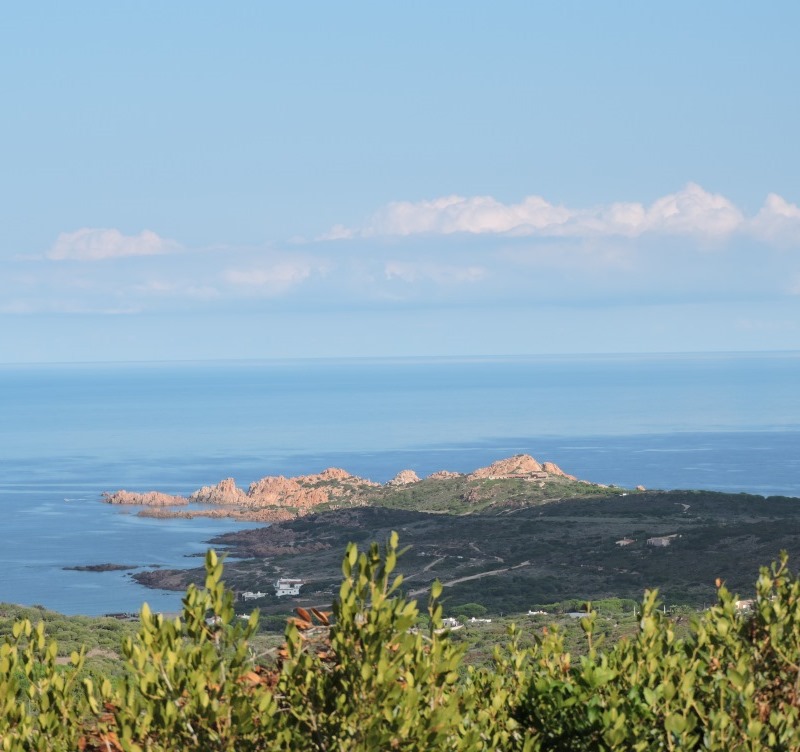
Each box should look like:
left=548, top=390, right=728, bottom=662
left=2, top=536, right=800, bottom=749
left=0, top=604, right=137, bottom=683
left=369, top=474, right=619, bottom=514
left=142, top=489, right=800, bottom=616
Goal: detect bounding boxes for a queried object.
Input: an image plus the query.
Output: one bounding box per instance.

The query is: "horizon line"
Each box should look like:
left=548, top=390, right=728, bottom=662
left=1, top=348, right=799, bottom=368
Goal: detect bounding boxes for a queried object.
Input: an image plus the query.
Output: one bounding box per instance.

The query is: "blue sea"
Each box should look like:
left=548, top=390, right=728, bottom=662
left=1, top=352, right=799, bottom=615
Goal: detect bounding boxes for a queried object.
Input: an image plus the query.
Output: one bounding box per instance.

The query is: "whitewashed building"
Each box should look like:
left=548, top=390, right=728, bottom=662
left=274, top=578, right=304, bottom=597
left=647, top=534, right=679, bottom=547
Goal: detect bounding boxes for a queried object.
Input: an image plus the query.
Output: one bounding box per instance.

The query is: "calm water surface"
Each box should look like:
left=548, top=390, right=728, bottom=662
left=1, top=353, right=798, bottom=614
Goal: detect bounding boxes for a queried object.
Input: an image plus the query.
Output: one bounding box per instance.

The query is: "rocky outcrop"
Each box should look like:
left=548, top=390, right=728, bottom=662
left=102, top=490, right=187, bottom=506
left=296, top=467, right=379, bottom=488
left=247, top=475, right=331, bottom=509
left=470, top=454, right=576, bottom=481
left=191, top=478, right=247, bottom=505
left=103, top=455, right=583, bottom=522
left=387, top=469, right=421, bottom=486
left=542, top=461, right=577, bottom=480
left=297, top=467, right=355, bottom=483
left=105, top=465, right=380, bottom=521
left=470, top=454, right=544, bottom=479
left=428, top=470, right=462, bottom=480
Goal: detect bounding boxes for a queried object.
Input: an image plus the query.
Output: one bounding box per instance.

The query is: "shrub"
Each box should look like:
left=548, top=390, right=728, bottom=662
left=451, top=603, right=488, bottom=618
left=2, top=540, right=800, bottom=749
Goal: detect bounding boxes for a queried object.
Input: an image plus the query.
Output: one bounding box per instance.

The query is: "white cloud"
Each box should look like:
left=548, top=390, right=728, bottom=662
left=319, top=224, right=355, bottom=241
left=329, top=183, right=753, bottom=241
left=48, top=228, right=180, bottom=261
left=364, top=194, right=571, bottom=237
left=224, top=262, right=312, bottom=295
left=636, top=183, right=743, bottom=236
left=749, top=193, right=800, bottom=246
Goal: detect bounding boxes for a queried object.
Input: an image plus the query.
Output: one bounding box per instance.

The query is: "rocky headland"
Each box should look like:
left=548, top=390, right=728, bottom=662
left=102, top=454, right=588, bottom=522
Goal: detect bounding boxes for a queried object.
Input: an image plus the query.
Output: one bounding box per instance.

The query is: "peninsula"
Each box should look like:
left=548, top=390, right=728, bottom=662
left=102, top=454, right=610, bottom=522
left=100, top=453, right=800, bottom=613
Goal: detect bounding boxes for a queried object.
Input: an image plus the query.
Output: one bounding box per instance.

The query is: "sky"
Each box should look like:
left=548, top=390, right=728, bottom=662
left=1, top=2, right=800, bottom=363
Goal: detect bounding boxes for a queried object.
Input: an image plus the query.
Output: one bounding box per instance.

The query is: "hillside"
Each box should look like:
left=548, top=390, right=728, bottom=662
left=133, top=487, right=800, bottom=614
left=99, top=453, right=800, bottom=614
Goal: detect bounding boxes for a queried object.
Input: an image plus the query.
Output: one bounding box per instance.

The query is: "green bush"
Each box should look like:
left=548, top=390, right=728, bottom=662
left=451, top=603, right=488, bottom=618
left=1, top=538, right=800, bottom=750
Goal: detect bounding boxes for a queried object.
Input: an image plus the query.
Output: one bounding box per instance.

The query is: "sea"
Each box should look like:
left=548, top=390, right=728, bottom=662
left=1, top=352, right=798, bottom=616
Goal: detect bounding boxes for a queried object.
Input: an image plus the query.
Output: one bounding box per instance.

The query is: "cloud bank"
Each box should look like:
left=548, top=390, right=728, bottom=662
left=48, top=228, right=180, bottom=261
left=3, top=184, right=796, bottom=326
left=326, top=184, right=800, bottom=245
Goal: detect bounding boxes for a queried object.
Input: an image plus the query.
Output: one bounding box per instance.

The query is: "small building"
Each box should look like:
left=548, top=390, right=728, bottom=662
left=441, top=617, right=460, bottom=629
left=647, top=535, right=679, bottom=547
left=469, top=617, right=492, bottom=624
left=735, top=599, right=755, bottom=613
left=240, top=590, right=266, bottom=601
left=274, top=578, right=304, bottom=597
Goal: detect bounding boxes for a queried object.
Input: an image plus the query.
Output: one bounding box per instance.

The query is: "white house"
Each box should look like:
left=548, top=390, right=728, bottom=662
left=274, top=578, right=303, bottom=597
left=240, top=590, right=266, bottom=601
left=647, top=534, right=680, bottom=547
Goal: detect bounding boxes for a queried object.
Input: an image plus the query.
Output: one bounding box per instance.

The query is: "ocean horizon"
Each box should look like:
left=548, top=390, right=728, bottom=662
left=1, top=351, right=798, bottom=614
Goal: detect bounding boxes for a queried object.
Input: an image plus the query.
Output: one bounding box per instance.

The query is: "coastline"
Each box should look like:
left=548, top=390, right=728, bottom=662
left=100, top=455, right=588, bottom=523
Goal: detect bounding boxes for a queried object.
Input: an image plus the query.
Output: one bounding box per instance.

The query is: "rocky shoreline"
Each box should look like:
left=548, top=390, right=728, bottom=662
left=102, top=454, right=583, bottom=523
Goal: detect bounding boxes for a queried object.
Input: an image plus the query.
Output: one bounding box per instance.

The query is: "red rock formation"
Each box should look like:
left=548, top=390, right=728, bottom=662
left=297, top=467, right=352, bottom=483
left=190, top=478, right=247, bottom=505
left=296, top=467, right=379, bottom=487
left=470, top=454, right=544, bottom=479
left=102, top=490, right=188, bottom=506
left=470, top=454, right=578, bottom=481
left=387, top=469, right=421, bottom=486
left=104, top=454, right=581, bottom=522
left=247, top=475, right=330, bottom=509
left=542, top=461, right=577, bottom=480
left=428, top=470, right=462, bottom=480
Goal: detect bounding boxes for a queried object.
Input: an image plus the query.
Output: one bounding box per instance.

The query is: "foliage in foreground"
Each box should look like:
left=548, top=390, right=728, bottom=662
left=1, top=536, right=800, bottom=750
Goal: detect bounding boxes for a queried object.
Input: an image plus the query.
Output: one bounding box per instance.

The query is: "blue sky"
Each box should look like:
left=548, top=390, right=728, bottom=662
left=2, top=2, right=799, bottom=362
